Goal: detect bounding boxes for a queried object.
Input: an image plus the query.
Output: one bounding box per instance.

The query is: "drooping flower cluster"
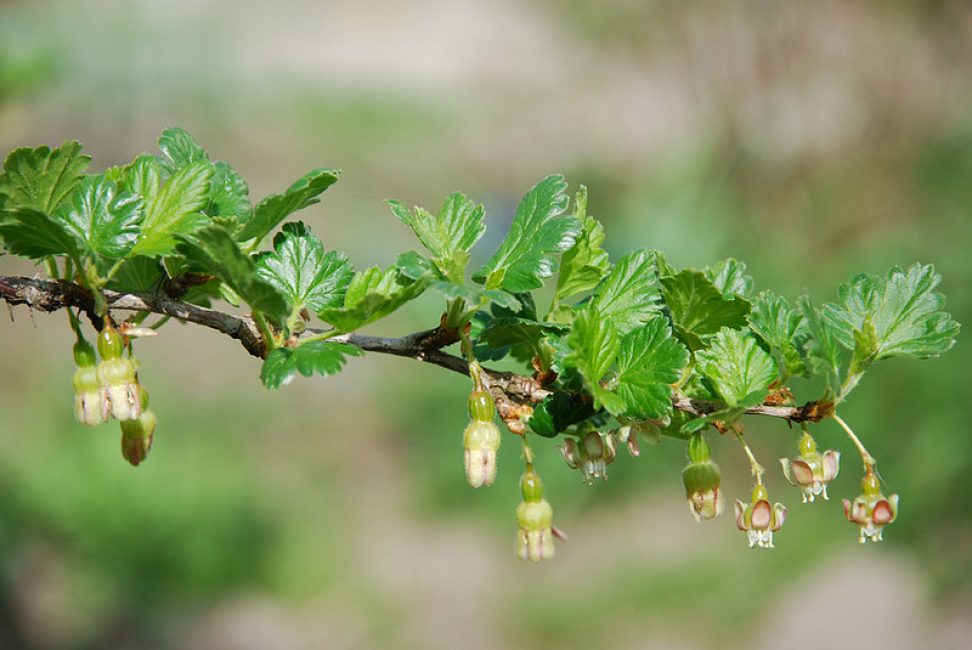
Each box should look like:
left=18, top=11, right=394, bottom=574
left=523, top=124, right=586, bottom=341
left=71, top=322, right=157, bottom=466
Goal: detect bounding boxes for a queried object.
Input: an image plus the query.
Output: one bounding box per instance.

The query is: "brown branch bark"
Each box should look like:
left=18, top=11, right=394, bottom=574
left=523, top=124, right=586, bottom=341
left=0, top=275, right=822, bottom=425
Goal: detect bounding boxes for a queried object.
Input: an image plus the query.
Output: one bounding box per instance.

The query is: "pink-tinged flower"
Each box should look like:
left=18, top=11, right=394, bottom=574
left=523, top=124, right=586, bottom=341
left=682, top=459, right=724, bottom=522
left=843, top=471, right=899, bottom=543
left=735, top=485, right=787, bottom=549
left=515, top=469, right=556, bottom=562
left=780, top=432, right=840, bottom=503
left=559, top=431, right=616, bottom=483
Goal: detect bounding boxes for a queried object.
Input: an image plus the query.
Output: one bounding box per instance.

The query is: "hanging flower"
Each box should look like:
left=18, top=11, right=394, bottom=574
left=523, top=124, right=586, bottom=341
left=780, top=431, right=840, bottom=503
left=843, top=470, right=899, bottom=543
left=734, top=484, right=787, bottom=549
left=682, top=433, right=723, bottom=521
left=463, top=388, right=501, bottom=488
left=72, top=337, right=108, bottom=426
left=559, top=431, right=616, bottom=483
left=96, top=324, right=141, bottom=422
left=515, top=469, right=555, bottom=562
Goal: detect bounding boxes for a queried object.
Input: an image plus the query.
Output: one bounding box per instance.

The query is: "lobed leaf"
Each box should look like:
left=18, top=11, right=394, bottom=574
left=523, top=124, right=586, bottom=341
left=705, top=258, right=755, bottom=299
left=260, top=341, right=363, bottom=389
left=798, top=295, right=844, bottom=398
left=208, top=161, right=251, bottom=222
left=56, top=176, right=144, bottom=260
left=661, top=269, right=750, bottom=350
left=0, top=208, right=81, bottom=260
left=133, top=161, right=214, bottom=256
left=564, top=306, right=625, bottom=413
left=317, top=265, right=430, bottom=332
left=695, top=327, right=777, bottom=407
left=589, top=249, right=664, bottom=334
left=822, top=263, right=959, bottom=361
left=473, top=175, right=580, bottom=292
left=0, top=140, right=90, bottom=214
left=157, top=127, right=210, bottom=174
left=176, top=225, right=287, bottom=319
left=612, top=318, right=689, bottom=420
left=389, top=191, right=485, bottom=283
left=237, top=168, right=340, bottom=246
left=549, top=186, right=610, bottom=312
left=255, top=221, right=353, bottom=315
left=748, top=290, right=806, bottom=380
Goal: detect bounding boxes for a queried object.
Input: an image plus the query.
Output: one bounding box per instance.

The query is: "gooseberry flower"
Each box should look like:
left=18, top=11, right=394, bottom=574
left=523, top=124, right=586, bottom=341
left=463, top=389, right=501, bottom=488
left=120, top=388, right=155, bottom=466
left=559, top=431, right=616, bottom=483
left=96, top=325, right=141, bottom=422
left=843, top=470, right=899, bottom=543
left=515, top=469, right=555, bottom=562
left=734, top=484, right=787, bottom=549
left=72, top=338, right=108, bottom=426
left=682, top=434, right=724, bottom=522
left=780, top=431, right=840, bottom=503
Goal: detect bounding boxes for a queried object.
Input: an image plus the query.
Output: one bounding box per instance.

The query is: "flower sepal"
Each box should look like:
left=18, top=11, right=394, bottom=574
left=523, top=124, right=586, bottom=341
left=843, top=470, right=899, bottom=543
left=780, top=431, right=840, bottom=503
left=734, top=484, right=787, bottom=549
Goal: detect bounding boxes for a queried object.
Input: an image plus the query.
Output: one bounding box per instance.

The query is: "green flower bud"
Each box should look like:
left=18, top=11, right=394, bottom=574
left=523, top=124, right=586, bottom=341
left=467, top=389, right=495, bottom=422
left=120, top=409, right=157, bottom=467
left=463, top=419, right=501, bottom=488
left=520, top=469, right=544, bottom=502
left=73, top=338, right=97, bottom=367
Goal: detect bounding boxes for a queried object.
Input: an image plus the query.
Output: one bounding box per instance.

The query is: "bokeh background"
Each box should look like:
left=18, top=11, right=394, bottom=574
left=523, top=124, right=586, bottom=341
left=1, top=1, right=971, bottom=648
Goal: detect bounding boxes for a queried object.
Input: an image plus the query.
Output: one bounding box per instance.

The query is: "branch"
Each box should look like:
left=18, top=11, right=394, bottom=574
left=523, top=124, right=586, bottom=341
left=0, top=275, right=822, bottom=427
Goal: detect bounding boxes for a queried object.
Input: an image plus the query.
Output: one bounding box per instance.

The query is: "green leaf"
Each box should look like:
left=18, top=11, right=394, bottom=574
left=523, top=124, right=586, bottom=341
left=56, top=176, right=144, bottom=260
left=822, top=263, right=960, bottom=361
left=255, top=221, right=353, bottom=315
left=705, top=258, right=755, bottom=299
left=157, top=127, right=209, bottom=174
left=176, top=225, right=287, bottom=319
left=260, top=341, right=363, bottom=389
left=0, top=207, right=81, bottom=260
left=549, top=186, right=610, bottom=310
left=389, top=191, right=485, bottom=283
left=106, top=256, right=164, bottom=293
left=317, top=265, right=429, bottom=332
left=611, top=318, right=689, bottom=419
left=0, top=140, right=90, bottom=213
left=589, top=249, right=663, bottom=334
left=124, top=154, right=161, bottom=200
left=133, top=161, right=214, bottom=256
left=661, top=269, right=751, bottom=350
left=529, top=392, right=597, bottom=438
left=396, top=251, right=521, bottom=312
left=208, top=161, right=251, bottom=221
left=798, top=295, right=844, bottom=398
left=478, top=316, right=566, bottom=364
left=748, top=291, right=806, bottom=380
left=237, top=168, right=340, bottom=246
left=696, top=327, right=778, bottom=407
left=473, top=174, right=580, bottom=292
left=564, top=306, right=625, bottom=413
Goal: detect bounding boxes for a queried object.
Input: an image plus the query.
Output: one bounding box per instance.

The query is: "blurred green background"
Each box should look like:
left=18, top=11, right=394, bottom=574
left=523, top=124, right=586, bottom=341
left=1, top=1, right=970, bottom=648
